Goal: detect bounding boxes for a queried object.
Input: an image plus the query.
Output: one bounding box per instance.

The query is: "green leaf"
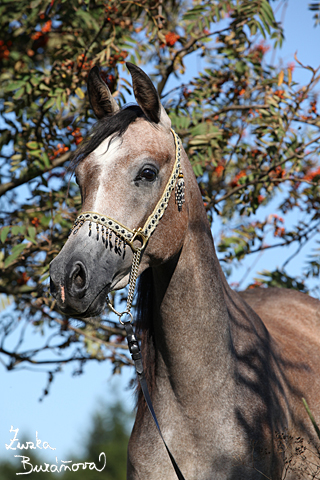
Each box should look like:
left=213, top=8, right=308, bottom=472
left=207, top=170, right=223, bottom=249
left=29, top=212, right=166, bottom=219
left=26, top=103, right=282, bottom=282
left=302, top=398, right=320, bottom=439
left=258, top=6, right=272, bottom=35
left=75, top=87, right=85, bottom=99
left=29, top=149, right=43, bottom=161
left=44, top=97, right=56, bottom=110
left=194, top=123, right=220, bottom=135
left=261, top=0, right=275, bottom=25
left=256, top=21, right=266, bottom=38
left=5, top=80, right=26, bottom=92
left=11, top=153, right=22, bottom=161
left=26, top=83, right=32, bottom=95
left=39, top=84, right=51, bottom=91
left=235, top=61, right=246, bottom=74
left=56, top=93, right=62, bottom=110
left=40, top=272, right=50, bottom=283
left=249, top=22, right=257, bottom=36
left=27, top=141, right=39, bottom=149
left=13, top=87, right=25, bottom=99
left=42, top=152, right=50, bottom=168
left=11, top=225, right=25, bottom=236
left=0, top=226, right=10, bottom=243
left=27, top=226, right=36, bottom=240
left=214, top=6, right=221, bottom=22
left=4, top=243, right=26, bottom=268
left=30, top=76, right=42, bottom=87
left=192, top=163, right=203, bottom=176
left=25, top=236, right=37, bottom=245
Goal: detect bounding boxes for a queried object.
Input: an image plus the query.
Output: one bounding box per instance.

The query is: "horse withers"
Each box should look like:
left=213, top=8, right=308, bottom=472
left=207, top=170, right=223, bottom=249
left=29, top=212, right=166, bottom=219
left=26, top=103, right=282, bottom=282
left=50, top=63, right=320, bottom=480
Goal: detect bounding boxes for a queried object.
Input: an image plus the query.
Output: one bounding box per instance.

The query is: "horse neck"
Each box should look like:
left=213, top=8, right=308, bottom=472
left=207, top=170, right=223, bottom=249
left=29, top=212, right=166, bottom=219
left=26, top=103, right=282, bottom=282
left=150, top=157, right=234, bottom=400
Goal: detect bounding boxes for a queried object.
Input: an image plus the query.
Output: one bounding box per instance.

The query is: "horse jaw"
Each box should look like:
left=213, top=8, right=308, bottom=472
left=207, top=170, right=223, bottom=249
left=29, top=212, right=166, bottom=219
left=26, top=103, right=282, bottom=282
left=111, top=272, right=130, bottom=291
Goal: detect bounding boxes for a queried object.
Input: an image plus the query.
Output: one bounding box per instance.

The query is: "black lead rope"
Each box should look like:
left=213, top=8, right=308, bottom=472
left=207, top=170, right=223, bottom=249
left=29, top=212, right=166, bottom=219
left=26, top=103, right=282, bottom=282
left=124, top=321, right=187, bottom=480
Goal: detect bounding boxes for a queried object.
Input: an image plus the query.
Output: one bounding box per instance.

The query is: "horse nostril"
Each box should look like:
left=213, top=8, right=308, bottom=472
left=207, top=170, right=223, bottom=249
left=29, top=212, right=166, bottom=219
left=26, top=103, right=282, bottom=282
left=68, top=261, right=88, bottom=298
left=73, top=264, right=86, bottom=289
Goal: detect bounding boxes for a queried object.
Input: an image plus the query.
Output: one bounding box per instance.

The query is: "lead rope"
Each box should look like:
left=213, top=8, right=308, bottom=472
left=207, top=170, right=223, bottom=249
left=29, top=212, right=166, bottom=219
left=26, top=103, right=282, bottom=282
left=106, top=233, right=187, bottom=480
left=123, top=321, right=186, bottom=480
left=107, top=258, right=186, bottom=479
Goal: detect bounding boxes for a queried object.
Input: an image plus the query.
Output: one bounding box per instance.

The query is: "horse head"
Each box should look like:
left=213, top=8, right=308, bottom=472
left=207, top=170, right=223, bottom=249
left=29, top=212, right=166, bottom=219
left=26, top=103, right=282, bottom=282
left=50, top=64, right=190, bottom=318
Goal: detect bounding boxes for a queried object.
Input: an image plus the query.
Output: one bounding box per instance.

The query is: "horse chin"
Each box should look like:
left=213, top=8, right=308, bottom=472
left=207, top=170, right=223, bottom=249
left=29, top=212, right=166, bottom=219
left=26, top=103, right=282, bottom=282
left=81, top=291, right=108, bottom=318
left=67, top=274, right=130, bottom=318
left=68, top=273, right=130, bottom=318
left=54, top=284, right=110, bottom=319
left=111, top=273, right=130, bottom=291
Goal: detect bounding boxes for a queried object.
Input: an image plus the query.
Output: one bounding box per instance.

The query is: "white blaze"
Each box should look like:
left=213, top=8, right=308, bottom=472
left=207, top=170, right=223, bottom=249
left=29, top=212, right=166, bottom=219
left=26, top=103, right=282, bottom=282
left=91, top=137, right=123, bottom=213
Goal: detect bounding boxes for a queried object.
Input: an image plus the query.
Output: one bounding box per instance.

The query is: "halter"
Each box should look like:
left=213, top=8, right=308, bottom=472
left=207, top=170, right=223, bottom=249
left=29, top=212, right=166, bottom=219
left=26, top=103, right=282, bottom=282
left=70, top=128, right=186, bottom=480
left=71, top=128, right=182, bottom=321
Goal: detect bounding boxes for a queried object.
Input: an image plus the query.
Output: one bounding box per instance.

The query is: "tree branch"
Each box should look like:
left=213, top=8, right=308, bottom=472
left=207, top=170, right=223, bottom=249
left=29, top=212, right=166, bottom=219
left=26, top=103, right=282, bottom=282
left=53, top=317, right=128, bottom=350
left=213, top=104, right=269, bottom=115
left=0, top=152, right=71, bottom=197
left=213, top=135, right=320, bottom=205
left=157, top=27, right=229, bottom=96
left=246, top=222, right=320, bottom=256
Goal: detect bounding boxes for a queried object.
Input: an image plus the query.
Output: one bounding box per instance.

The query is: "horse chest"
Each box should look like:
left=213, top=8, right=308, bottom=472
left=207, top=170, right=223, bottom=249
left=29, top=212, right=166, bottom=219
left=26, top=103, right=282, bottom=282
left=128, top=377, right=280, bottom=480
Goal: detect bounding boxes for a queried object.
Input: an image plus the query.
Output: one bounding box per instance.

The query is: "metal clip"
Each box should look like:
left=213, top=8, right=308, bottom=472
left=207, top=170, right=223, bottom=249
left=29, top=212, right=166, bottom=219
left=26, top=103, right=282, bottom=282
left=128, top=228, right=148, bottom=253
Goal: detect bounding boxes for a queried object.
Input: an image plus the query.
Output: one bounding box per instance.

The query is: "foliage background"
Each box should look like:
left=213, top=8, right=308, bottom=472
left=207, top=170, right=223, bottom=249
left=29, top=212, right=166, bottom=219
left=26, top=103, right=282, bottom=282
left=0, top=0, right=319, bottom=471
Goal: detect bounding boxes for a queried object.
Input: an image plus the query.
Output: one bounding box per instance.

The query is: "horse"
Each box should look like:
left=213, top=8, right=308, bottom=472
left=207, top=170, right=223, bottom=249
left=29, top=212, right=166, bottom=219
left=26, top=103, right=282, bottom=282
left=50, top=63, right=320, bottom=480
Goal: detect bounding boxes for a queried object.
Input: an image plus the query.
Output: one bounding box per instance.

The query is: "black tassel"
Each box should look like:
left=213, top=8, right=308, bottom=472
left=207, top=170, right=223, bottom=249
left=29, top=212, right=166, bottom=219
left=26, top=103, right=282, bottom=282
left=105, top=229, right=109, bottom=249
left=175, top=170, right=185, bottom=212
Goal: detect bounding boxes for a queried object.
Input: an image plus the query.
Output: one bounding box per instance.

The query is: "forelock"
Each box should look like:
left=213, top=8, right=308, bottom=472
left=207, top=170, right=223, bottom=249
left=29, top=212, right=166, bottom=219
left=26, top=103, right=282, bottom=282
left=69, top=105, right=150, bottom=171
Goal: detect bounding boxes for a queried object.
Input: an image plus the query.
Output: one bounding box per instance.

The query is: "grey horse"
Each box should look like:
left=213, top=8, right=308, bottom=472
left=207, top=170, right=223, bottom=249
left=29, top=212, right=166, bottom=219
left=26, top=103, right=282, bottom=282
left=50, top=63, right=320, bottom=480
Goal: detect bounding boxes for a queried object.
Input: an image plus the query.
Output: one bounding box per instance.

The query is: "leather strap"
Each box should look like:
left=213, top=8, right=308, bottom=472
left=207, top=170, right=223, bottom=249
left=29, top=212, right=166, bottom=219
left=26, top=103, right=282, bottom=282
left=124, top=321, right=187, bottom=480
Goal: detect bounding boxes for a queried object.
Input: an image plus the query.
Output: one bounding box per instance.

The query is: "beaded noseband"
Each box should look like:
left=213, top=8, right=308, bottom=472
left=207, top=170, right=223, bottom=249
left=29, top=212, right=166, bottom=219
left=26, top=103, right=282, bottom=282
left=70, top=128, right=184, bottom=322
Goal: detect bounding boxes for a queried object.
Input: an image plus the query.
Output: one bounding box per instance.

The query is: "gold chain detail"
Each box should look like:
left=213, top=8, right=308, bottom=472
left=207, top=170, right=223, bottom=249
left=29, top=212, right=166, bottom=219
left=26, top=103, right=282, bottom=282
left=126, top=248, right=141, bottom=311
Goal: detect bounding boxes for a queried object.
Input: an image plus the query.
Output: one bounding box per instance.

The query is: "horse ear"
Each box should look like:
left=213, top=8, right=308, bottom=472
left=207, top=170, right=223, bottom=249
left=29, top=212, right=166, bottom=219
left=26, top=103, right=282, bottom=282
left=126, top=62, right=171, bottom=128
left=87, top=66, right=119, bottom=119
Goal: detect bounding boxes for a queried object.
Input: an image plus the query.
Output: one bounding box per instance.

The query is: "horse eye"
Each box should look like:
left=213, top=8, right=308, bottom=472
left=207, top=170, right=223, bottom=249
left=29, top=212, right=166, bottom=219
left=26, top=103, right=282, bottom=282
left=139, top=168, right=157, bottom=182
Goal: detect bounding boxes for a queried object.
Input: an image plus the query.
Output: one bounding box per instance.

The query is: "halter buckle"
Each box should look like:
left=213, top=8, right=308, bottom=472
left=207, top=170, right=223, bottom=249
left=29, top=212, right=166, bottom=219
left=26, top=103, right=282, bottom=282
left=128, top=228, right=148, bottom=252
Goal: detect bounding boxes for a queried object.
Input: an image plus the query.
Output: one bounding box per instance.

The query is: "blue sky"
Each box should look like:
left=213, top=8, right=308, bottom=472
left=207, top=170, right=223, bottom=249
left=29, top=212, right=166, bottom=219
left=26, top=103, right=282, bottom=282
left=1, top=0, right=320, bottom=469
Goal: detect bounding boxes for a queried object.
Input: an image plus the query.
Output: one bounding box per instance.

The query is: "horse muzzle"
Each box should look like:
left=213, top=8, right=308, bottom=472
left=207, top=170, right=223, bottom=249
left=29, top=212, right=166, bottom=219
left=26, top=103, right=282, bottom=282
left=50, top=257, right=105, bottom=317
left=49, top=233, right=131, bottom=317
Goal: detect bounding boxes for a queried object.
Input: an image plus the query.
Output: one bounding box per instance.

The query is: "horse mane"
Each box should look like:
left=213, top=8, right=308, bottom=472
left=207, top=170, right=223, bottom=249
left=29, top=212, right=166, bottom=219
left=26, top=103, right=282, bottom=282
left=135, top=267, right=156, bottom=417
left=69, top=105, right=147, bottom=169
